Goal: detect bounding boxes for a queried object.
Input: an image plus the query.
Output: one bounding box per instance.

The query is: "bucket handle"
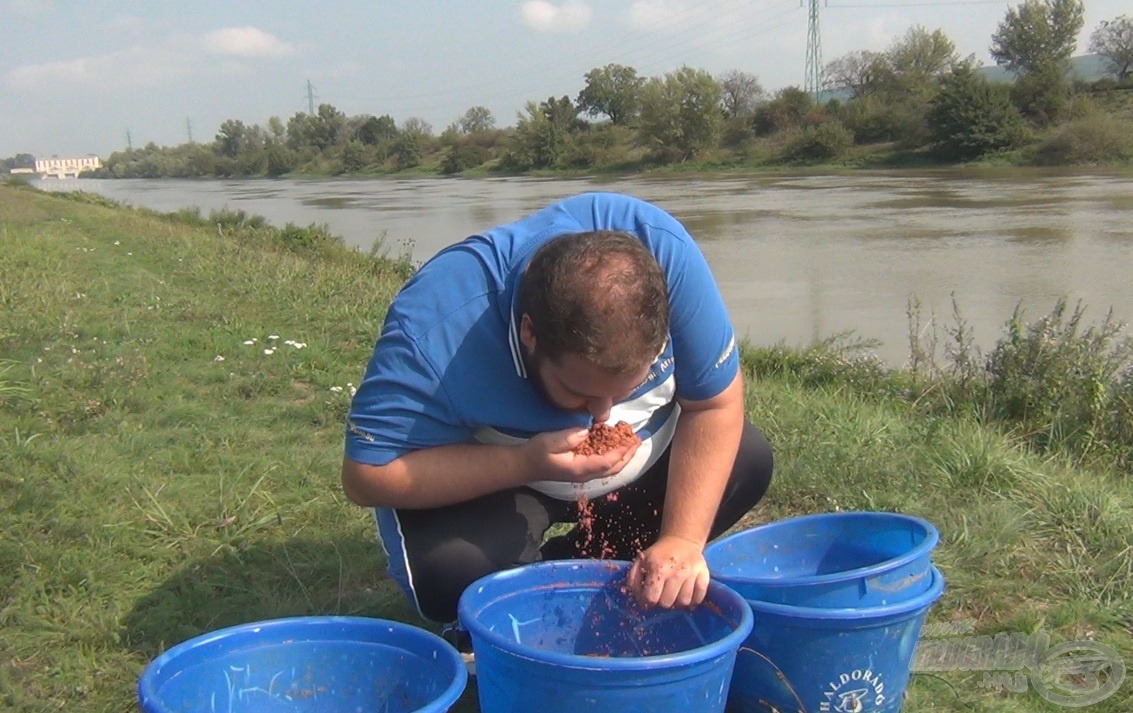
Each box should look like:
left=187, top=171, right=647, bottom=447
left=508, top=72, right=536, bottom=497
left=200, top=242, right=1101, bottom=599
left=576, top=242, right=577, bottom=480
left=737, top=646, right=809, bottom=713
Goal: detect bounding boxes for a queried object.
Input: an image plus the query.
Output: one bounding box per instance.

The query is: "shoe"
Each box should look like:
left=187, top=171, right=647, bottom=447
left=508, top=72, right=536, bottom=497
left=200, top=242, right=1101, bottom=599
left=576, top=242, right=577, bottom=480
left=441, top=623, right=476, bottom=676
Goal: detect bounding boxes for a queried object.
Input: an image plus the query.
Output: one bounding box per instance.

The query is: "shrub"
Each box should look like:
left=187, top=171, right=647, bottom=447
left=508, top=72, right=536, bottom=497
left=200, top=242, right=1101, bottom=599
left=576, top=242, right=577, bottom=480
left=1034, top=114, right=1133, bottom=164
left=276, top=222, right=342, bottom=252
left=840, top=96, right=906, bottom=143
left=781, top=120, right=854, bottom=161
left=982, top=299, right=1133, bottom=463
left=927, top=64, right=1027, bottom=160
left=441, top=144, right=492, bottom=174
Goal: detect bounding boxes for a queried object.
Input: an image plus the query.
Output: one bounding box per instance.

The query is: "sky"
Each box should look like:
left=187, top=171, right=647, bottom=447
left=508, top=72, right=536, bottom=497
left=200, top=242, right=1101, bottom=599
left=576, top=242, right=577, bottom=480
left=2, top=0, right=1127, bottom=159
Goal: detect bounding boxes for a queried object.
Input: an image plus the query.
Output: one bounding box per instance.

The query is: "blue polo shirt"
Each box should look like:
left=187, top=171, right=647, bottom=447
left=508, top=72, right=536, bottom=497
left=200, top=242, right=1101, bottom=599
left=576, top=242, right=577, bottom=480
left=345, top=192, right=738, bottom=500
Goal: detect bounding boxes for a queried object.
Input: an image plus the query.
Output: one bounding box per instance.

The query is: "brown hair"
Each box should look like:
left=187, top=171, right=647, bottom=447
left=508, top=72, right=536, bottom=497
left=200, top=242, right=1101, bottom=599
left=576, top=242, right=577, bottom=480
left=518, top=230, right=669, bottom=372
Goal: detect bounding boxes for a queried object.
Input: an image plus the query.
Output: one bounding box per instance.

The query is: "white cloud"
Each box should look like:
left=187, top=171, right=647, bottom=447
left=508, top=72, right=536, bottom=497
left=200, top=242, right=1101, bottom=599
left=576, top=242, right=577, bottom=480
left=202, top=27, right=295, bottom=58
left=4, top=41, right=193, bottom=91
left=520, top=1, right=593, bottom=34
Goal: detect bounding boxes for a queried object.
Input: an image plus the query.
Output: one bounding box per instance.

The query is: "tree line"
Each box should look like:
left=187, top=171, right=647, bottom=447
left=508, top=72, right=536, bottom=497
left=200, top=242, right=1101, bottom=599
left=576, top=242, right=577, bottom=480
left=79, top=2, right=1133, bottom=178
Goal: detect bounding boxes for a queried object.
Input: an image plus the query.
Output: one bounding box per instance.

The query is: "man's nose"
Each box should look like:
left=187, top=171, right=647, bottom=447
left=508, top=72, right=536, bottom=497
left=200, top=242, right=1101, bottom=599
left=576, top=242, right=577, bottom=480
left=587, top=398, right=613, bottom=423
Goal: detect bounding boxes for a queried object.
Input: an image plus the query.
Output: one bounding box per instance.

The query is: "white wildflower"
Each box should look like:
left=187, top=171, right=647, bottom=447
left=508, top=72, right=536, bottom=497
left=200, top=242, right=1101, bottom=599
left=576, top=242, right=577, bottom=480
left=113, top=241, right=120, bottom=246
left=268, top=335, right=279, bottom=341
left=263, top=348, right=275, bottom=355
left=329, top=386, right=343, bottom=393
left=243, top=339, right=257, bottom=345
left=213, top=355, right=225, bottom=362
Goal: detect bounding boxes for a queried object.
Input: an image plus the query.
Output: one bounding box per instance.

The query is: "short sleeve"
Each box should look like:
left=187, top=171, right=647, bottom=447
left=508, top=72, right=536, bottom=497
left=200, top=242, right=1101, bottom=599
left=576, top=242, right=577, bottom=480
left=345, top=318, right=471, bottom=466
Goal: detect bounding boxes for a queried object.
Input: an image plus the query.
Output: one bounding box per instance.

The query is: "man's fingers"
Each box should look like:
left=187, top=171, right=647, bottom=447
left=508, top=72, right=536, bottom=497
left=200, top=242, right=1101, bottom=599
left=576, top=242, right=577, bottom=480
left=692, top=569, right=710, bottom=606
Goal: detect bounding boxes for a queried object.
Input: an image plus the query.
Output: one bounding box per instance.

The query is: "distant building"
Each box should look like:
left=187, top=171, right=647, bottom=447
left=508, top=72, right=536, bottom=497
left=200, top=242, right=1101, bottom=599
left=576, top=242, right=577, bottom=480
left=35, top=155, right=102, bottom=179
left=8, top=167, right=35, bottom=174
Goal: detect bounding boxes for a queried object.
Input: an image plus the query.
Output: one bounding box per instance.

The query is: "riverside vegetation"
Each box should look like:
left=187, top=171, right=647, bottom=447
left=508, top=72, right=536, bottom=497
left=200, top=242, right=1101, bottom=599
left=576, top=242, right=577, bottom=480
left=67, top=6, right=1133, bottom=179
left=1, top=182, right=1131, bottom=711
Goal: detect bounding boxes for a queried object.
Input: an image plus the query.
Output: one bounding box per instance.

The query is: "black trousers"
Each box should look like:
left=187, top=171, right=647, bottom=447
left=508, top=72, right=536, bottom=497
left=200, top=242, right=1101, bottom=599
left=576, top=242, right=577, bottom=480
left=384, top=421, right=774, bottom=622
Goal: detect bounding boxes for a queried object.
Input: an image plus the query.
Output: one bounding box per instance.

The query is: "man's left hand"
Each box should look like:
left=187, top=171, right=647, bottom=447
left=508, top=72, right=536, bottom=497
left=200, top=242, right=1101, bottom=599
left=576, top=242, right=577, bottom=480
left=626, top=535, right=710, bottom=609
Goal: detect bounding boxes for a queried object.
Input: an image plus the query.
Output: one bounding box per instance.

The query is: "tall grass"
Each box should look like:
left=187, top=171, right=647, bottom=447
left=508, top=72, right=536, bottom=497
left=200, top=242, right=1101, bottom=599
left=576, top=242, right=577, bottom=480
left=1, top=184, right=1130, bottom=711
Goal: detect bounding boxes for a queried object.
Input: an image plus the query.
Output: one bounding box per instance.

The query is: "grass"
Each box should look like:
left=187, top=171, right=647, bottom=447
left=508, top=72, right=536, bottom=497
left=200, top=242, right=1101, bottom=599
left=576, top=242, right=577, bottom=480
left=1, top=183, right=1130, bottom=711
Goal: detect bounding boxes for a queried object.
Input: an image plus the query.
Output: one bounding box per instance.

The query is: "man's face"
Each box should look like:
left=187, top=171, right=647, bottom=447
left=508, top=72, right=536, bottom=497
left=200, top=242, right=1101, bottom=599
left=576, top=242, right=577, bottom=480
left=520, top=314, right=648, bottom=422
left=525, top=347, right=649, bottom=423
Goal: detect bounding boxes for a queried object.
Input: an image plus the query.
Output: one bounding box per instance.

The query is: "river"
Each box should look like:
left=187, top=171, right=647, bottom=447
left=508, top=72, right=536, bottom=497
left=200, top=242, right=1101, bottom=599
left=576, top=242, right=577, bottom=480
left=34, top=169, right=1133, bottom=368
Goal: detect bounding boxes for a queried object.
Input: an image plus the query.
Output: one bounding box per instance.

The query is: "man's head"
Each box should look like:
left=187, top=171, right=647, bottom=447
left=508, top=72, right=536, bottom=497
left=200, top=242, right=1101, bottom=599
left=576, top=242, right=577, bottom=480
left=517, top=230, right=669, bottom=419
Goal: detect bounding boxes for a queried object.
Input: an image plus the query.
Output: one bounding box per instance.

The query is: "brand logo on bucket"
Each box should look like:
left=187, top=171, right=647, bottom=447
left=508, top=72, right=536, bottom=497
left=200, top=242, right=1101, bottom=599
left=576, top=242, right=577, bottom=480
left=818, top=668, right=885, bottom=712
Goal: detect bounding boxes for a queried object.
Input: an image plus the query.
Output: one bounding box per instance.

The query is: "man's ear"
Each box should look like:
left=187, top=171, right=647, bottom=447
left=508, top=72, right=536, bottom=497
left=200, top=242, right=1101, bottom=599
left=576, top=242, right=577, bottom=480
left=519, top=313, right=537, bottom=354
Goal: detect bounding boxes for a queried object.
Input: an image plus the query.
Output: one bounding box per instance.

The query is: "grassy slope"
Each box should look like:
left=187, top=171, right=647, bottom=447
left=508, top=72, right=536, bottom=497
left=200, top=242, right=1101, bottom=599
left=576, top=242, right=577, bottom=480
left=1, top=184, right=1129, bottom=711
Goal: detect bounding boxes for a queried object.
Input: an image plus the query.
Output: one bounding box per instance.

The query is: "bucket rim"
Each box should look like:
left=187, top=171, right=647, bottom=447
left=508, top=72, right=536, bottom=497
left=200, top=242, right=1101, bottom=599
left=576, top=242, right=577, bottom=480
left=706, top=511, right=939, bottom=587
left=742, top=565, right=946, bottom=621
left=458, top=560, right=754, bottom=671
left=137, top=615, right=468, bottom=713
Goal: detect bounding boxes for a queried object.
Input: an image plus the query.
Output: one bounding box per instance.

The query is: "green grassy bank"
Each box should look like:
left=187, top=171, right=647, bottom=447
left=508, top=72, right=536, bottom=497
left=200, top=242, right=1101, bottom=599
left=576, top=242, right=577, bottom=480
left=1, top=183, right=1129, bottom=711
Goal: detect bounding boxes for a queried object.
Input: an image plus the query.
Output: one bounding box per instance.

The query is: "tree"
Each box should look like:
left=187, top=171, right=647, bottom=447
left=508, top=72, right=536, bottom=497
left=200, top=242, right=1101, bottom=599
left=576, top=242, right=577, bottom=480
left=457, top=106, right=495, bottom=134
left=990, top=0, right=1085, bottom=75
left=927, top=61, right=1027, bottom=160
left=717, top=70, right=764, bottom=118
left=357, top=114, right=398, bottom=145
left=215, top=119, right=248, bottom=158
left=1090, top=16, right=1133, bottom=80
left=401, top=117, right=434, bottom=137
left=751, top=86, right=815, bottom=135
left=505, top=96, right=580, bottom=169
left=886, top=26, right=959, bottom=99
left=824, top=50, right=887, bottom=98
left=577, top=64, right=644, bottom=124
left=638, top=66, right=723, bottom=160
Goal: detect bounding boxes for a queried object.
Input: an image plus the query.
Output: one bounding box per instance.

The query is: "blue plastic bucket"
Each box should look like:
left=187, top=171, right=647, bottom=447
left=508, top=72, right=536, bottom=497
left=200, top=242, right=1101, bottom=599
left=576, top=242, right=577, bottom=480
left=705, top=511, right=939, bottom=608
left=458, top=560, right=754, bottom=713
left=137, top=616, right=467, bottom=713
left=729, top=565, right=945, bottom=713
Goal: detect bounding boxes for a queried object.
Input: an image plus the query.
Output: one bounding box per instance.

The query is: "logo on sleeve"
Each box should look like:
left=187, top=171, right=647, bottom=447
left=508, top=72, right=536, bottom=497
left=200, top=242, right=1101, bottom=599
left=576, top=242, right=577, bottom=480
left=714, top=335, right=736, bottom=369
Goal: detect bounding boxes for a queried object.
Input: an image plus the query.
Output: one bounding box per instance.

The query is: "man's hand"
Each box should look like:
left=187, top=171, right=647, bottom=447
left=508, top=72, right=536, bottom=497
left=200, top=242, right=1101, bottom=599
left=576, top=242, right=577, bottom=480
left=523, top=427, right=639, bottom=484
left=626, top=535, right=710, bottom=609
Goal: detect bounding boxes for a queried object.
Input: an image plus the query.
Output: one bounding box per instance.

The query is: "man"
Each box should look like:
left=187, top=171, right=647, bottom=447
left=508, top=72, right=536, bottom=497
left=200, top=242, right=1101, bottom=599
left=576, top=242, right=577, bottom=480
left=342, top=192, right=773, bottom=625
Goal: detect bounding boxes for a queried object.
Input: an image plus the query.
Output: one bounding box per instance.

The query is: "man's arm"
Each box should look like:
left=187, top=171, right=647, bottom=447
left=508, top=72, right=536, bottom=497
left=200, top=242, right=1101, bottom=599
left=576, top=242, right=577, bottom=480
left=342, top=427, right=639, bottom=509
left=627, top=370, right=744, bottom=607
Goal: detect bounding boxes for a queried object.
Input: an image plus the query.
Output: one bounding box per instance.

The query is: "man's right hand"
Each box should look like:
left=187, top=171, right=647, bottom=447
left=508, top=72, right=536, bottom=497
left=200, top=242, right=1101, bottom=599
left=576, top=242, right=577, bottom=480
left=523, top=427, right=639, bottom=484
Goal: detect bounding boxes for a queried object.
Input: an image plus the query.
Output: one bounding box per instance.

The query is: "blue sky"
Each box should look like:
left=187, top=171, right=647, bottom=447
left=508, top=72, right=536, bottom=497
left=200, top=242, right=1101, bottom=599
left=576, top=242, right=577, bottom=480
left=2, top=0, right=1126, bottom=159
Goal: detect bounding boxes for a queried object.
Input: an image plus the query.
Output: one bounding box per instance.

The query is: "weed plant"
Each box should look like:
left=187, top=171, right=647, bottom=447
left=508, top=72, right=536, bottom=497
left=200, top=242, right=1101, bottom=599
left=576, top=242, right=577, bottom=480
left=1, top=185, right=1129, bottom=712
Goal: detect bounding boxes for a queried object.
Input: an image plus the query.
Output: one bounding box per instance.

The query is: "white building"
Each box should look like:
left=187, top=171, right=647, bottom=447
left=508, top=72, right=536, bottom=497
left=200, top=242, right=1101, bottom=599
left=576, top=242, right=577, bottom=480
left=35, top=155, right=102, bottom=179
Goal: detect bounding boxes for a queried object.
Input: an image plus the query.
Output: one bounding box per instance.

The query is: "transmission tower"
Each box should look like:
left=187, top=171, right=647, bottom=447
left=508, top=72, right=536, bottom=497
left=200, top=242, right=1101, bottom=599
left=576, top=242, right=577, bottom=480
left=306, top=80, right=317, bottom=115
left=804, top=0, right=824, bottom=101
left=186, top=118, right=194, bottom=144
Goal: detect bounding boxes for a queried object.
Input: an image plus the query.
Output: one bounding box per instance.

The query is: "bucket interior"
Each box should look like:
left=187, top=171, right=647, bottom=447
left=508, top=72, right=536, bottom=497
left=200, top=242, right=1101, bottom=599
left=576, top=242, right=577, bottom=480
left=461, top=561, right=749, bottom=661
left=706, top=512, right=937, bottom=582
left=139, top=617, right=466, bottom=713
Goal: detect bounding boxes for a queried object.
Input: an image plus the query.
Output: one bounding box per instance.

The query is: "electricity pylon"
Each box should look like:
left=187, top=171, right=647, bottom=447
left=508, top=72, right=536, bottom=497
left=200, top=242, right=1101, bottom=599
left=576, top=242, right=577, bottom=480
left=804, top=0, right=823, bottom=101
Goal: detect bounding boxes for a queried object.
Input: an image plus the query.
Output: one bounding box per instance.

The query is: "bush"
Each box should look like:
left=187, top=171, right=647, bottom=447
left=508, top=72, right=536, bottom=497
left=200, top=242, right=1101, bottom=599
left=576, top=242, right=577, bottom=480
left=441, top=144, right=492, bottom=174
left=840, top=96, right=906, bottom=143
left=982, top=299, right=1133, bottom=464
left=276, top=222, right=342, bottom=252
left=1034, top=114, right=1133, bottom=164
left=927, top=64, right=1027, bottom=160
left=781, top=121, right=854, bottom=161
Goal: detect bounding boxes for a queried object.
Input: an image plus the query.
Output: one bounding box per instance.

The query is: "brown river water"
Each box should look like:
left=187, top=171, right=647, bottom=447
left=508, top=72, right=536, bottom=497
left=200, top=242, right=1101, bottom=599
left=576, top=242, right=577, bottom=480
left=38, top=168, right=1133, bottom=368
